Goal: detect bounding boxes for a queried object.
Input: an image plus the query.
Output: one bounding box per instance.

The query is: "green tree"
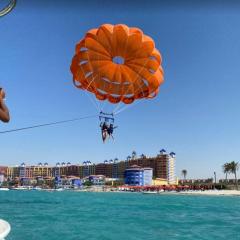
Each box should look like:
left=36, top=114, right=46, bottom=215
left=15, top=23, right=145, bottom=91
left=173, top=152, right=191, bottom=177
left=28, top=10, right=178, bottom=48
left=181, top=169, right=187, bottom=180
left=112, top=179, right=124, bottom=187
left=229, top=161, right=239, bottom=190
left=222, top=162, right=231, bottom=182
left=83, top=181, right=93, bottom=187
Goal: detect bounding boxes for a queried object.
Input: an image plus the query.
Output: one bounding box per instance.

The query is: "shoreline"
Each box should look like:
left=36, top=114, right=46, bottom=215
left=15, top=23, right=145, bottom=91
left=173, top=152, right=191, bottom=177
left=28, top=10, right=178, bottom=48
left=1, top=188, right=240, bottom=196
left=175, top=189, right=240, bottom=196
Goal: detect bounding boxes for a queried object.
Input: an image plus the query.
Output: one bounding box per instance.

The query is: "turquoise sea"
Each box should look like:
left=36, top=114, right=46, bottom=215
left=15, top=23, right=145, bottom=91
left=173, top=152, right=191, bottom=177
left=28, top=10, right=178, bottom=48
left=0, top=191, right=240, bottom=240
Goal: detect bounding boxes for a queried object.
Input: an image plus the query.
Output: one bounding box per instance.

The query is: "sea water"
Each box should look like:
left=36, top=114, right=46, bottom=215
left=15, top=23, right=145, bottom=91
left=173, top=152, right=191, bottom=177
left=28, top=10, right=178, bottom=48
left=0, top=191, right=240, bottom=240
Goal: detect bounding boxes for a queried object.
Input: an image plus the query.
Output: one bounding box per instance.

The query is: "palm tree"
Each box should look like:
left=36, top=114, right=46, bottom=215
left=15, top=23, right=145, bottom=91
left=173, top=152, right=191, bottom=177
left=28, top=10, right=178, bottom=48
left=114, top=158, right=118, bottom=163
left=223, top=163, right=231, bottom=182
left=229, top=161, right=239, bottom=189
left=181, top=169, right=187, bottom=180
left=44, top=162, right=48, bottom=166
left=126, top=156, right=131, bottom=161
left=140, top=154, right=146, bottom=159
left=132, top=151, right=137, bottom=159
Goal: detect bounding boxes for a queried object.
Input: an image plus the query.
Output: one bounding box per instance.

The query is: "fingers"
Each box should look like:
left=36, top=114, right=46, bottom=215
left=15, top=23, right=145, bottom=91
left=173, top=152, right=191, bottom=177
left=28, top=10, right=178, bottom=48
left=0, top=88, right=6, bottom=99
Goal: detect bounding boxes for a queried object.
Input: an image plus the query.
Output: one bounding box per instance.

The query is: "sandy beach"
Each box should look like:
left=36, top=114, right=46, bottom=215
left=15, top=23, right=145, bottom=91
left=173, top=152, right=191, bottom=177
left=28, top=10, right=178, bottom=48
left=177, top=190, right=240, bottom=196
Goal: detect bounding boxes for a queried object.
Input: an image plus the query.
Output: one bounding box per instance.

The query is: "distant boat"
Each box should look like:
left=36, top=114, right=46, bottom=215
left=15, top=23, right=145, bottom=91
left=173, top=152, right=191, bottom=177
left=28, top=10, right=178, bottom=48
left=32, top=187, right=42, bottom=191
left=11, top=186, right=31, bottom=190
left=0, top=188, right=9, bottom=191
left=142, top=190, right=165, bottom=194
left=55, top=188, right=64, bottom=192
left=142, top=191, right=158, bottom=194
left=0, top=219, right=11, bottom=240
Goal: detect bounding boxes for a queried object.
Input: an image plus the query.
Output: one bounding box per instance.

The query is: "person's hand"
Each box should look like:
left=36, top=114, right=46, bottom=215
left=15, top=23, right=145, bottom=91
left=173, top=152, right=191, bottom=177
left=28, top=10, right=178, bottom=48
left=0, top=88, right=6, bottom=100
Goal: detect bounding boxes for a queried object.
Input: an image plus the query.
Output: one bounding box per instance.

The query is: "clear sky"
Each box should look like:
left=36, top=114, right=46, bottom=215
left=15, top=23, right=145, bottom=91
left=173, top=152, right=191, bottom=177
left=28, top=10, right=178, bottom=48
left=1, top=0, right=240, bottom=179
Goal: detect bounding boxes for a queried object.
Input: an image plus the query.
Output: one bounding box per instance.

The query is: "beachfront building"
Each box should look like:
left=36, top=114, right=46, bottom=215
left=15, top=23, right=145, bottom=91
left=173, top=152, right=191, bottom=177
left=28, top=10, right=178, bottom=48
left=112, top=159, right=119, bottom=178
left=79, top=161, right=95, bottom=178
left=53, top=163, right=82, bottom=178
left=95, top=162, right=106, bottom=176
left=1, top=151, right=176, bottom=186
left=19, top=163, right=53, bottom=179
left=124, top=166, right=153, bottom=186
left=179, top=179, right=213, bottom=185
left=124, top=166, right=144, bottom=186
left=53, top=163, right=61, bottom=177
left=6, top=166, right=20, bottom=180
left=32, top=163, right=53, bottom=178
left=0, top=173, right=4, bottom=184
left=19, top=163, right=26, bottom=179
left=152, top=178, right=168, bottom=186
left=65, top=164, right=80, bottom=177
left=88, top=175, right=105, bottom=185
left=95, top=152, right=176, bottom=184
left=0, top=166, right=7, bottom=183
left=121, top=154, right=170, bottom=180
left=143, top=168, right=153, bottom=186
left=167, top=152, right=176, bottom=184
left=219, top=179, right=240, bottom=185
left=95, top=160, right=119, bottom=179
left=70, top=178, right=82, bottom=188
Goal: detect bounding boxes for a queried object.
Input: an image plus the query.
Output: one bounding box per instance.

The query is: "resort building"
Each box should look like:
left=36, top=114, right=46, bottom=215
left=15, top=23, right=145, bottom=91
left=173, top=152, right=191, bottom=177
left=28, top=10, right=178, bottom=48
left=88, top=175, right=105, bottom=185
left=167, top=153, right=176, bottom=184
left=80, top=162, right=95, bottom=178
left=19, top=163, right=53, bottom=179
left=0, top=151, right=176, bottom=185
left=32, top=164, right=53, bottom=178
left=0, top=166, right=7, bottom=183
left=124, top=166, right=153, bottom=186
left=179, top=179, right=213, bottom=185
left=6, top=166, right=20, bottom=180
left=0, top=171, right=5, bottom=184
left=95, top=153, right=176, bottom=184
left=0, top=166, right=7, bottom=175
left=124, top=166, right=144, bottom=186
left=152, top=178, right=168, bottom=186
left=143, top=168, right=153, bottom=186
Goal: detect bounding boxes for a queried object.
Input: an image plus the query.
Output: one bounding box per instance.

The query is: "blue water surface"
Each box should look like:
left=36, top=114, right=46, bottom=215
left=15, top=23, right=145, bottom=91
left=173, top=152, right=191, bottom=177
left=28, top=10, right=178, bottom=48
left=0, top=191, right=240, bottom=240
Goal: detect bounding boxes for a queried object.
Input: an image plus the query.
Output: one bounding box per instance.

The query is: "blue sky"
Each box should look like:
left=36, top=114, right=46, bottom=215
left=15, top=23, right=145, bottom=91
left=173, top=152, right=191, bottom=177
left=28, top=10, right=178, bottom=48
left=0, top=0, right=240, bottom=179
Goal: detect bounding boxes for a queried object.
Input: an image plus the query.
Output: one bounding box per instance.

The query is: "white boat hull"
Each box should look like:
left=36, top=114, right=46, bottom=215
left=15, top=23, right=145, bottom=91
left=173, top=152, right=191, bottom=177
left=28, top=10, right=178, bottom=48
left=0, top=219, right=11, bottom=240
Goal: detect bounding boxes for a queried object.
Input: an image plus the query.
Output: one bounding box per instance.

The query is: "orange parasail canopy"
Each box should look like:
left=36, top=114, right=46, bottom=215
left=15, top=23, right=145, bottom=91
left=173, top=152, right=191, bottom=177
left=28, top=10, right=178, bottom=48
left=70, top=24, right=164, bottom=104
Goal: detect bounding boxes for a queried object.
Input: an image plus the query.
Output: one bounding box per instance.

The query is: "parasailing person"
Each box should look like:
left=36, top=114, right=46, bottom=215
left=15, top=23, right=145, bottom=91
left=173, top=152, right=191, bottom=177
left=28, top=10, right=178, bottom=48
left=70, top=24, right=164, bottom=142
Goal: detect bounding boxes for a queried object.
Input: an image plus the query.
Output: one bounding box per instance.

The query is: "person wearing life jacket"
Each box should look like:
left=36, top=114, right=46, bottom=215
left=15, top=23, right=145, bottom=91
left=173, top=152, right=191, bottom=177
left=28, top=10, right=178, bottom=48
left=100, top=121, right=108, bottom=142
left=107, top=123, right=117, bottom=140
